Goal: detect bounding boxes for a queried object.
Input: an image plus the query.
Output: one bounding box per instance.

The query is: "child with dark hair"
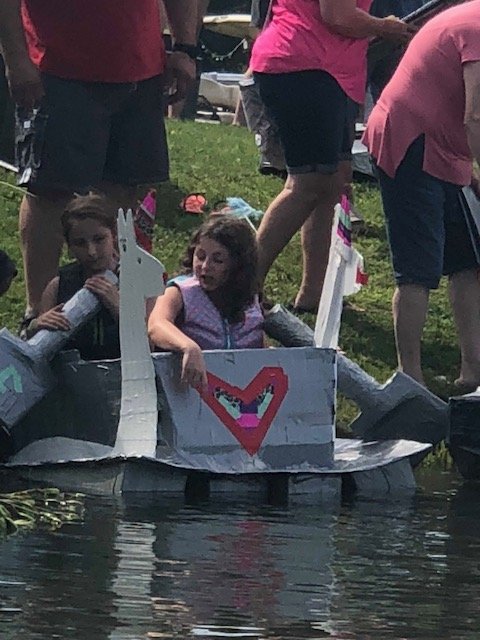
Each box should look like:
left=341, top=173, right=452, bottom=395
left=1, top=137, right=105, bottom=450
left=148, top=215, right=264, bottom=389
left=26, top=193, right=120, bottom=360
left=0, top=249, right=17, bottom=296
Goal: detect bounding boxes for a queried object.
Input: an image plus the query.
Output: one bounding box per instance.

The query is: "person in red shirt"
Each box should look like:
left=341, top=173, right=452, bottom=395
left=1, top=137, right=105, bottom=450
left=0, top=0, right=204, bottom=336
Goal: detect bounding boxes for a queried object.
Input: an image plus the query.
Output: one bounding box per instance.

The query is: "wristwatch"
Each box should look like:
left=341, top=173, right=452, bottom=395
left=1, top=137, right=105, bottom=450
left=172, top=43, right=199, bottom=60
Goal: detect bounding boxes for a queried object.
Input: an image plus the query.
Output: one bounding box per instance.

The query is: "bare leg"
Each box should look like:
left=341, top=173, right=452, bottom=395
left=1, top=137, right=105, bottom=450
left=295, top=160, right=351, bottom=310
left=392, top=283, right=429, bottom=385
left=256, top=171, right=342, bottom=288
left=448, top=268, right=480, bottom=386
left=100, top=182, right=138, bottom=217
left=294, top=203, right=334, bottom=310
left=19, top=192, right=70, bottom=316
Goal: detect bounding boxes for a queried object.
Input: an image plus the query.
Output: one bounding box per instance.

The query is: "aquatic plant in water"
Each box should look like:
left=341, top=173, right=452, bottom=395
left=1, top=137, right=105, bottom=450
left=0, top=488, right=84, bottom=537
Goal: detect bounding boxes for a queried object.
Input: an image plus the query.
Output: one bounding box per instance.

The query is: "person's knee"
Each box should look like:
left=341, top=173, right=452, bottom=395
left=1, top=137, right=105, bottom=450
left=19, top=191, right=69, bottom=241
left=101, top=182, right=139, bottom=213
left=396, top=282, right=430, bottom=294
left=338, top=160, right=353, bottom=188
left=23, top=189, right=72, bottom=212
left=447, top=266, right=479, bottom=282
left=286, top=173, right=341, bottom=208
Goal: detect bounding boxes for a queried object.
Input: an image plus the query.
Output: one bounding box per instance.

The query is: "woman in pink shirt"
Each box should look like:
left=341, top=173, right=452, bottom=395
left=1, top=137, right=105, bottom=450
left=249, top=0, right=412, bottom=312
left=363, top=1, right=480, bottom=389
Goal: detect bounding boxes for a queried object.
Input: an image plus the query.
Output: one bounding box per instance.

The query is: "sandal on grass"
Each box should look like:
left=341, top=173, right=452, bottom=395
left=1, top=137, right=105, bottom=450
left=180, top=193, right=208, bottom=215
left=18, top=313, right=37, bottom=341
left=285, top=302, right=317, bottom=315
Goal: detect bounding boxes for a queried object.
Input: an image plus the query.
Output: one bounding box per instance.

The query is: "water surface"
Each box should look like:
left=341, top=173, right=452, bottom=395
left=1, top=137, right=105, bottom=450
left=1, top=470, right=479, bottom=639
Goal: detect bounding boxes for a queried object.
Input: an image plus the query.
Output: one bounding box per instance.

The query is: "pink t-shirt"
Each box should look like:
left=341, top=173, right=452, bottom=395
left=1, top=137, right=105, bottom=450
left=363, top=1, right=480, bottom=185
left=249, top=0, right=372, bottom=104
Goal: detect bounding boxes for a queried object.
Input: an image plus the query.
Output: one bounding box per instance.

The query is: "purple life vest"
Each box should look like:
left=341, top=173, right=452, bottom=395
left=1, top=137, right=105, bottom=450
left=173, top=276, right=264, bottom=350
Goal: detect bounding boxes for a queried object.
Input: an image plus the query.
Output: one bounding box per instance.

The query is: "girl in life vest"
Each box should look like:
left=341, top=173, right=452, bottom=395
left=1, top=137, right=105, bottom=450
left=148, top=215, right=264, bottom=389
left=26, top=193, right=120, bottom=360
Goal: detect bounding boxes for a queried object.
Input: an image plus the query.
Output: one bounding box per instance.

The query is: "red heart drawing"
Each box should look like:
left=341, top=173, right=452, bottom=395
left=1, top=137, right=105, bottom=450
left=198, top=367, right=289, bottom=455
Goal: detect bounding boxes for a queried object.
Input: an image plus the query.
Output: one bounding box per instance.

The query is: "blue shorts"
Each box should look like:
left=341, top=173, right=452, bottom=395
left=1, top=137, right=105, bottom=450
left=378, top=136, right=478, bottom=289
left=254, top=70, right=356, bottom=175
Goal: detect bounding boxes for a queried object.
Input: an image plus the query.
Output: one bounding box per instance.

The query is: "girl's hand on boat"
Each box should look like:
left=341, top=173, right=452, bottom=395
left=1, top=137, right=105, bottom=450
left=84, top=276, right=120, bottom=317
left=181, top=344, right=208, bottom=391
left=36, top=305, right=71, bottom=332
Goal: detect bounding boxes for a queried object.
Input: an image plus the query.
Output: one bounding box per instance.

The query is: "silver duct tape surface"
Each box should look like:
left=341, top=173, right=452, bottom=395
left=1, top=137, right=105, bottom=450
left=9, top=351, right=122, bottom=453
left=0, top=270, right=118, bottom=430
left=264, top=304, right=447, bottom=449
left=0, top=329, right=56, bottom=429
left=6, top=348, right=430, bottom=477
left=153, top=347, right=336, bottom=473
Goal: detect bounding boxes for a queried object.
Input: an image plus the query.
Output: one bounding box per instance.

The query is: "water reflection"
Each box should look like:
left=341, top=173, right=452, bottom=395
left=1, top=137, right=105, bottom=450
left=0, top=500, right=119, bottom=639
left=1, top=474, right=480, bottom=639
left=122, top=499, right=337, bottom=639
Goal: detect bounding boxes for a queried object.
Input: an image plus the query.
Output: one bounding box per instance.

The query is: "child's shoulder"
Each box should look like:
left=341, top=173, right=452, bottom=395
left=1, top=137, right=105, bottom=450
left=167, top=273, right=195, bottom=288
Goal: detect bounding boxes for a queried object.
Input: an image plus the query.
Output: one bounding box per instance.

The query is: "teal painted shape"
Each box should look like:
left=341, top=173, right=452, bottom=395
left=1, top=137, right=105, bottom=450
left=218, top=393, right=241, bottom=420
left=257, top=390, right=274, bottom=419
left=0, top=364, right=23, bottom=394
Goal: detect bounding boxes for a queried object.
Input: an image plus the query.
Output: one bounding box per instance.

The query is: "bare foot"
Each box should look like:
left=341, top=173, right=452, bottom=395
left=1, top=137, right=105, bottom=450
left=453, top=378, right=480, bottom=394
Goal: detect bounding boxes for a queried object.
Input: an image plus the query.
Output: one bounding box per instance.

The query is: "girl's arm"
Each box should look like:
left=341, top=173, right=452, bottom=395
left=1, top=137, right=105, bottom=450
left=26, top=277, right=71, bottom=337
left=319, top=0, right=415, bottom=41
left=148, top=287, right=208, bottom=390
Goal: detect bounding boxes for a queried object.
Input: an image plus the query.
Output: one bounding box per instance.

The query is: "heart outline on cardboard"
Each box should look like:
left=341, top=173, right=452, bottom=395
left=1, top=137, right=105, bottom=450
left=198, top=367, right=289, bottom=455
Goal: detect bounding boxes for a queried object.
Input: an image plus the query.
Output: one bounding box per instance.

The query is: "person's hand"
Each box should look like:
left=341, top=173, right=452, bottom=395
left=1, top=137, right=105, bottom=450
left=379, top=16, right=417, bottom=44
left=36, top=305, right=71, bottom=332
left=471, top=167, right=480, bottom=199
left=4, top=54, right=44, bottom=109
left=84, top=276, right=120, bottom=317
left=164, top=51, right=196, bottom=104
left=181, top=343, right=208, bottom=391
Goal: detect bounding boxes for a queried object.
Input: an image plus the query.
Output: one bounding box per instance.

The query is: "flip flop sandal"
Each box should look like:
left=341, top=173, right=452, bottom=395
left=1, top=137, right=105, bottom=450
left=180, top=193, right=208, bottom=215
left=18, top=313, right=37, bottom=341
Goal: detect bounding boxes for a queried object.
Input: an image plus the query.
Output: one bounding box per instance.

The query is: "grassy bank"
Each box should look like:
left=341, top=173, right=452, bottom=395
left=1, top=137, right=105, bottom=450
left=0, top=120, right=459, bottom=429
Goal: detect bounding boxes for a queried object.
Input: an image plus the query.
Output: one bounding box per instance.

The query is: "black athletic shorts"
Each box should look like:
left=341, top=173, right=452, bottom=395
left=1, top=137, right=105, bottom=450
left=15, top=73, right=169, bottom=194
left=254, top=69, right=357, bottom=175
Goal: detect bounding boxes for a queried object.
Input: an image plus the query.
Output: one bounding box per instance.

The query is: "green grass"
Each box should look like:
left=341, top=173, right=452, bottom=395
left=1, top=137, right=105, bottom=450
left=0, top=487, right=84, bottom=536
left=0, top=119, right=460, bottom=430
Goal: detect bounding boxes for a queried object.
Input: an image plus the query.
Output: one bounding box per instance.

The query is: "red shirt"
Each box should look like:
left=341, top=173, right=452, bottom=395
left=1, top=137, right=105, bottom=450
left=21, top=0, right=165, bottom=83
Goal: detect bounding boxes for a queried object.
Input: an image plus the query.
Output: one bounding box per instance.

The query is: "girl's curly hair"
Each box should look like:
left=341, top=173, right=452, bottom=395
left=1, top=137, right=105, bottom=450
left=181, top=215, right=259, bottom=322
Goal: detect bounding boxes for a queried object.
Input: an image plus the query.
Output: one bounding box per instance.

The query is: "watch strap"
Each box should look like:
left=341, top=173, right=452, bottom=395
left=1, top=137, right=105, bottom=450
left=172, top=43, right=199, bottom=60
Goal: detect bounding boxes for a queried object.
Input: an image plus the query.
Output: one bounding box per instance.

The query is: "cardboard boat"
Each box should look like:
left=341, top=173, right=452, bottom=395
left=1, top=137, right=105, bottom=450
left=0, top=211, right=429, bottom=501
